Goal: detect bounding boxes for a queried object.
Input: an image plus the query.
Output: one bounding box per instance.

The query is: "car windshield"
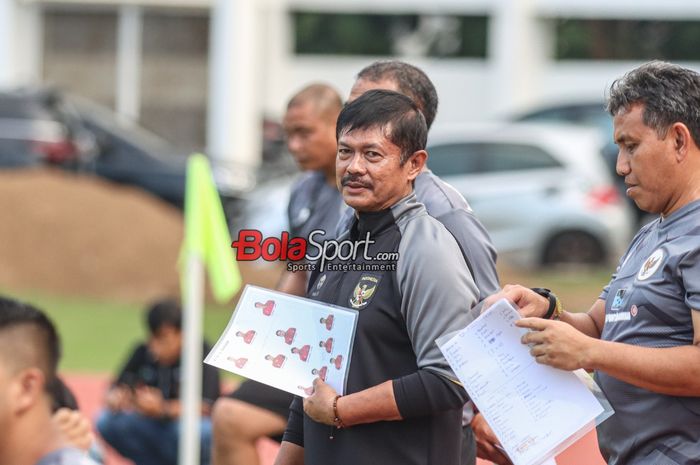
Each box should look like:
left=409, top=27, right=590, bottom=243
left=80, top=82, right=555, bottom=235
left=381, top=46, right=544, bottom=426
left=67, top=94, right=176, bottom=157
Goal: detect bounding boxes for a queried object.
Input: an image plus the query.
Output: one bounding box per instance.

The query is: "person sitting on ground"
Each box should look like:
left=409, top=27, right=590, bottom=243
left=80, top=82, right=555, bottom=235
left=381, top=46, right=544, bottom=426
left=96, top=298, right=220, bottom=465
left=0, top=295, right=100, bottom=465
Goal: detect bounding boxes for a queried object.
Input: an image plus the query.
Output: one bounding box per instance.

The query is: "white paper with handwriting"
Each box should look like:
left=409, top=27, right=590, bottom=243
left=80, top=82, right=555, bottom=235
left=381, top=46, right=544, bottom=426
left=205, top=285, right=358, bottom=398
left=438, top=299, right=603, bottom=465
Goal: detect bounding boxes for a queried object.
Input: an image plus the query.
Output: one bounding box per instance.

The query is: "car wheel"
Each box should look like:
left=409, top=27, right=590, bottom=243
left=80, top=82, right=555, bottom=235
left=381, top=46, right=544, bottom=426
left=542, top=231, right=605, bottom=265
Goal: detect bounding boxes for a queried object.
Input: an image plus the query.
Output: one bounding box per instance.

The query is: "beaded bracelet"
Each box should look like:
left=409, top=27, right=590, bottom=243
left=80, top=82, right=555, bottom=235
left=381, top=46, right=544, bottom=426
left=328, top=395, right=345, bottom=440
left=333, top=395, right=345, bottom=429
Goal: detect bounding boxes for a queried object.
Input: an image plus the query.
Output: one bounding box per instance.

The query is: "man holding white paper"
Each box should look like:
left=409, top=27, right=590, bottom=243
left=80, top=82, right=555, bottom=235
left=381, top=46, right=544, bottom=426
left=493, top=62, right=700, bottom=465
left=347, top=60, right=499, bottom=465
left=274, top=90, right=478, bottom=465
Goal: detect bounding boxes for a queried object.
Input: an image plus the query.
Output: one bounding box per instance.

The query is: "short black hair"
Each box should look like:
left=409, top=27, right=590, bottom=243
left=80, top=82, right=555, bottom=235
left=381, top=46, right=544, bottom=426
left=0, top=296, right=61, bottom=389
left=146, top=299, right=182, bottom=334
left=607, top=60, right=700, bottom=145
left=49, top=376, right=79, bottom=412
left=356, top=61, right=438, bottom=130
left=336, top=89, right=427, bottom=165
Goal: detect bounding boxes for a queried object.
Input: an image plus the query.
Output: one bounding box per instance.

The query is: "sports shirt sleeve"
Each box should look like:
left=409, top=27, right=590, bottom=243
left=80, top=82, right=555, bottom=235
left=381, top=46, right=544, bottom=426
left=282, top=395, right=305, bottom=447
left=114, top=343, right=148, bottom=387
left=393, top=216, right=478, bottom=418
left=436, top=209, right=499, bottom=299
left=680, top=246, right=700, bottom=310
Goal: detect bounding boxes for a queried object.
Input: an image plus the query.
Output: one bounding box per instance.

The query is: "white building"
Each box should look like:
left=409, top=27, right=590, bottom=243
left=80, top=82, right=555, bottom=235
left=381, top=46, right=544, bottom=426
left=3, top=0, right=700, bottom=173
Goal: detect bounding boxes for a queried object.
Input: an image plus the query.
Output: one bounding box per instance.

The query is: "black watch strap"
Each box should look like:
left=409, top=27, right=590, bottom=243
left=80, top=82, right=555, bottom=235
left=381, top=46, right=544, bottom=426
left=530, top=287, right=557, bottom=319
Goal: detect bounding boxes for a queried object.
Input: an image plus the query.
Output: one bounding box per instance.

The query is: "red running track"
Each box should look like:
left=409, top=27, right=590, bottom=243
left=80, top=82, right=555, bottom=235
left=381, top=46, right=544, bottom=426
left=64, top=374, right=606, bottom=465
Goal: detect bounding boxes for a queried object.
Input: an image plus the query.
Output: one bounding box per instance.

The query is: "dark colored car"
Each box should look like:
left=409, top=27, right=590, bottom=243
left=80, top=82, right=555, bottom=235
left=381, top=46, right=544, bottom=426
left=71, top=96, right=192, bottom=208
left=0, top=88, right=258, bottom=210
left=0, top=88, right=96, bottom=168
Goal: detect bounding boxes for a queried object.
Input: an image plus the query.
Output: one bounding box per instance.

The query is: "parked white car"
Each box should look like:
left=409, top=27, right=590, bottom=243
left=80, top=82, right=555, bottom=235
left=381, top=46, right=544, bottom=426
left=234, top=122, right=633, bottom=269
left=427, top=122, right=634, bottom=268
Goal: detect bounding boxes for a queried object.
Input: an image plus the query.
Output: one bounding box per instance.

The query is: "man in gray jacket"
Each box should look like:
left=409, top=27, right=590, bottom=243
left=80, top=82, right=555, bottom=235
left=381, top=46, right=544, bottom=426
left=275, top=90, right=478, bottom=465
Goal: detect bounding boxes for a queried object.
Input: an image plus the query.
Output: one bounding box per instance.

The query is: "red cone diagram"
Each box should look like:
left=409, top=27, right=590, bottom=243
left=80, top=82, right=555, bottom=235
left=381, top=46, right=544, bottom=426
left=235, top=329, right=256, bottom=344
left=298, top=385, right=314, bottom=396
left=227, top=357, right=248, bottom=369
left=331, top=355, right=343, bottom=370
left=265, top=354, right=286, bottom=368
left=312, top=366, right=328, bottom=381
left=320, top=314, right=334, bottom=330
left=275, top=327, right=297, bottom=345
left=291, top=344, right=311, bottom=362
left=255, top=300, right=275, bottom=316
left=319, top=337, right=334, bottom=353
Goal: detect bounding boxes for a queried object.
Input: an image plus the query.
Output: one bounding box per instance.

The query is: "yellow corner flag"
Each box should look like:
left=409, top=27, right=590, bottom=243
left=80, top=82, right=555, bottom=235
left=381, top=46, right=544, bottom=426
left=182, top=153, right=241, bottom=302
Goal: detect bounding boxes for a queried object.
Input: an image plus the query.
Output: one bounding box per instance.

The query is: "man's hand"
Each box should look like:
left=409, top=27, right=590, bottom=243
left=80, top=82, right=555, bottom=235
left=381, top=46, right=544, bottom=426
left=303, top=378, right=338, bottom=425
left=105, top=385, right=132, bottom=412
left=517, top=318, right=595, bottom=371
left=484, top=285, right=549, bottom=318
left=134, top=386, right=166, bottom=418
left=52, top=408, right=94, bottom=451
left=471, top=413, right=511, bottom=465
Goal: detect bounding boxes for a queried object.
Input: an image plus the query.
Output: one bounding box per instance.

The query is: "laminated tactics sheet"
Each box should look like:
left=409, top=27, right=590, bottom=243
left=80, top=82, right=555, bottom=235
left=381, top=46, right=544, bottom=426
left=438, top=299, right=611, bottom=465
left=205, top=285, right=358, bottom=397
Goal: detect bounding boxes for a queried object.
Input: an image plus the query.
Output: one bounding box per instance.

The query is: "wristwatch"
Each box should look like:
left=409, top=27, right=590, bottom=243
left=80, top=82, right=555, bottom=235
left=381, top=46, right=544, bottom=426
left=530, top=288, right=563, bottom=320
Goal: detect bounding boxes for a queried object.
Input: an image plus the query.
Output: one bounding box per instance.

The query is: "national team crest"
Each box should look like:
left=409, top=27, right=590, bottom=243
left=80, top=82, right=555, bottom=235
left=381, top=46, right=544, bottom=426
left=349, top=275, right=380, bottom=309
left=611, top=288, right=627, bottom=311
left=637, top=249, right=664, bottom=281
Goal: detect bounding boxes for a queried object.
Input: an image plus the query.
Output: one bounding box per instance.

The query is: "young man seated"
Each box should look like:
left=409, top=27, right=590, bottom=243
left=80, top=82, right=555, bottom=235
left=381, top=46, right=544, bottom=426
left=96, top=299, right=220, bottom=465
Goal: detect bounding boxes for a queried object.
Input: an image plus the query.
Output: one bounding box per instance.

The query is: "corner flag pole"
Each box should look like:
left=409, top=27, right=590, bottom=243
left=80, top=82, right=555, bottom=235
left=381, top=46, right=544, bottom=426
left=180, top=154, right=241, bottom=465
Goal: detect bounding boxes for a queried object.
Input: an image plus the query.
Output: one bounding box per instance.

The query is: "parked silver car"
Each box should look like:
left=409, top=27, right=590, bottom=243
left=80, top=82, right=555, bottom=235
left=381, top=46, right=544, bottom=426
left=235, top=122, right=633, bottom=268
left=427, top=122, right=634, bottom=267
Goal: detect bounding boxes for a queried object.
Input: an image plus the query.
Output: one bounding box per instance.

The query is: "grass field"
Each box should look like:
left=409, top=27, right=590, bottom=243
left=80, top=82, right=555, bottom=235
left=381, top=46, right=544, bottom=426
left=6, top=291, right=235, bottom=374
left=4, top=264, right=613, bottom=374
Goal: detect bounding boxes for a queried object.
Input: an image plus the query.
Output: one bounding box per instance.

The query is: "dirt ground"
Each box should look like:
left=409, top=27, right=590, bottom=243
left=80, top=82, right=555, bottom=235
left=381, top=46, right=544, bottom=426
left=0, top=168, right=607, bottom=306
left=0, top=168, right=280, bottom=303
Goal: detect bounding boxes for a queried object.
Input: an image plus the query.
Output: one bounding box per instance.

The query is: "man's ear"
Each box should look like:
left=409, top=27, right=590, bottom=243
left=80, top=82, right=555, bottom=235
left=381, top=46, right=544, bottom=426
left=405, top=150, right=427, bottom=181
left=670, top=122, right=692, bottom=162
left=14, top=368, right=46, bottom=415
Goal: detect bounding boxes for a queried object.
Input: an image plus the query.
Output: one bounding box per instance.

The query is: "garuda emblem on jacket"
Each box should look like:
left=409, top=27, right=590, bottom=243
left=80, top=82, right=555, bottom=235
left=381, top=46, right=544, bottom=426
left=350, top=275, right=379, bottom=309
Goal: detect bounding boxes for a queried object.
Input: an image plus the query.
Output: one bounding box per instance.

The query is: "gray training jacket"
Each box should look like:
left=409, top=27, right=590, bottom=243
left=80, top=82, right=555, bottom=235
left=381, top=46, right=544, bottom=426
left=284, top=193, right=478, bottom=465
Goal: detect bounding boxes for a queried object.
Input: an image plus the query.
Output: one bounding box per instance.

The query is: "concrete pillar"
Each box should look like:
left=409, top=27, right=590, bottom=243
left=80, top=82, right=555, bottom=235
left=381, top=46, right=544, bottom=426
left=207, top=0, right=263, bottom=179
left=260, top=0, right=289, bottom=119
left=0, top=0, right=43, bottom=89
left=116, top=4, right=143, bottom=123
left=488, top=0, right=551, bottom=115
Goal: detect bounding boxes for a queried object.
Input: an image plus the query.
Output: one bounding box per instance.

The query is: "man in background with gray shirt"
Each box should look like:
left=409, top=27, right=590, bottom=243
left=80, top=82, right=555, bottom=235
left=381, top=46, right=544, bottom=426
left=347, top=61, right=499, bottom=300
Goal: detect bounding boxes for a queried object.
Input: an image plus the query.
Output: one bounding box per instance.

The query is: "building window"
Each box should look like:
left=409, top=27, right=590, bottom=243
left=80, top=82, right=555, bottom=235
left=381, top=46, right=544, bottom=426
left=43, top=8, right=118, bottom=108
left=141, top=10, right=209, bottom=151
left=293, top=12, right=488, bottom=58
left=556, top=19, right=700, bottom=61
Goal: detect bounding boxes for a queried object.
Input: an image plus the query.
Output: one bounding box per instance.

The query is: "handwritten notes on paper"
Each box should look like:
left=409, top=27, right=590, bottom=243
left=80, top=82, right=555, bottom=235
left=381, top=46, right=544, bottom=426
left=438, top=299, right=604, bottom=465
left=205, top=285, right=358, bottom=397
